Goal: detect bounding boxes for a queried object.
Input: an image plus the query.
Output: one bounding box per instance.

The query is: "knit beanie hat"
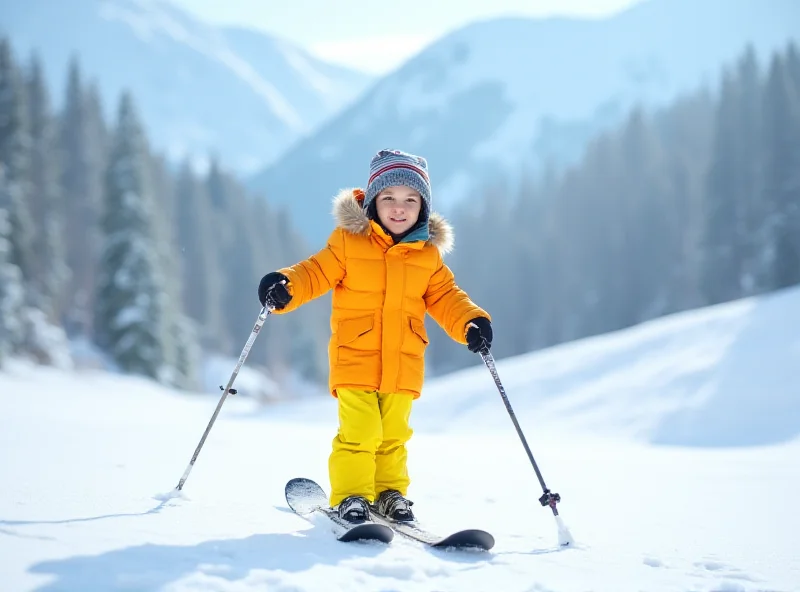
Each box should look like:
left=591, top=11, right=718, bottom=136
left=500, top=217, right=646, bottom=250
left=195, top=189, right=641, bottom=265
left=363, top=149, right=432, bottom=213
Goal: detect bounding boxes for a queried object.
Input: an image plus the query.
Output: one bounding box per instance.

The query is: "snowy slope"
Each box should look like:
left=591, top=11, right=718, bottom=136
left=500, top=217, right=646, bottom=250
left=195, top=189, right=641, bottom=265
left=247, top=0, right=800, bottom=243
left=0, top=0, right=374, bottom=173
left=414, top=285, right=800, bottom=448
left=2, top=287, right=800, bottom=591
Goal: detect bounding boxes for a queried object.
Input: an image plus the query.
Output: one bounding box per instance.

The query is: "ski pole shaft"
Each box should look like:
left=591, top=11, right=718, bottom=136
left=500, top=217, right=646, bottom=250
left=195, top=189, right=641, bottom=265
left=477, top=345, right=562, bottom=515
left=175, top=305, right=272, bottom=491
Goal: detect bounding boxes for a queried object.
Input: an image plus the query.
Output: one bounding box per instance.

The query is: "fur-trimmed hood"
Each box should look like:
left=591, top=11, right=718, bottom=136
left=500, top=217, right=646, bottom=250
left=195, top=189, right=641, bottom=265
left=332, top=188, right=454, bottom=255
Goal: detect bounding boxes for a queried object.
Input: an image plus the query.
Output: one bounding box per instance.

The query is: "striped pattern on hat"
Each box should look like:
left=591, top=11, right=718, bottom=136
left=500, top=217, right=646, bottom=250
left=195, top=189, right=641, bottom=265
left=364, top=149, right=432, bottom=212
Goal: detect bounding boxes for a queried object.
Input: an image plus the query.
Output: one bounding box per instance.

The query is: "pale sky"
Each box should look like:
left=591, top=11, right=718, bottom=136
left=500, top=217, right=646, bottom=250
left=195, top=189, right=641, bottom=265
left=168, top=0, right=642, bottom=74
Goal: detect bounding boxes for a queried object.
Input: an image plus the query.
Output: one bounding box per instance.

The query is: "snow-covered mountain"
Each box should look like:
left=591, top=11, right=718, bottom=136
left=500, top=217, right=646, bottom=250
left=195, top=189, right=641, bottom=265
left=2, top=285, right=799, bottom=590
left=248, top=0, right=800, bottom=244
left=0, top=0, right=375, bottom=173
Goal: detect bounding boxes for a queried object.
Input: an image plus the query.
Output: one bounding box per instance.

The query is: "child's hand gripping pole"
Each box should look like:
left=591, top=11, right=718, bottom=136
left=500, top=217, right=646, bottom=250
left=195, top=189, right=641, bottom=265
left=468, top=322, right=575, bottom=547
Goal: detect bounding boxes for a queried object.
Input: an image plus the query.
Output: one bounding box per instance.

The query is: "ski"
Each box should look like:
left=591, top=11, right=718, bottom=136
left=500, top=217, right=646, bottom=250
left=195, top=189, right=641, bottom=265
left=285, top=477, right=394, bottom=544
left=370, top=507, right=495, bottom=551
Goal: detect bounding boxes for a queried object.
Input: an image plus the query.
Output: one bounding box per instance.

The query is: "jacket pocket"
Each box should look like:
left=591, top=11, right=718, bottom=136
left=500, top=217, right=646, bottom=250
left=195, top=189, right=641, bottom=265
left=404, top=316, right=429, bottom=357
left=337, top=314, right=375, bottom=347
left=409, top=317, right=429, bottom=344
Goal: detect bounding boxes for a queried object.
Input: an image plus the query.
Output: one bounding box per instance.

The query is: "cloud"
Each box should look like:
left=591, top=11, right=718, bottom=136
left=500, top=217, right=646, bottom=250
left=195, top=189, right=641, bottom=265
left=309, top=34, right=437, bottom=74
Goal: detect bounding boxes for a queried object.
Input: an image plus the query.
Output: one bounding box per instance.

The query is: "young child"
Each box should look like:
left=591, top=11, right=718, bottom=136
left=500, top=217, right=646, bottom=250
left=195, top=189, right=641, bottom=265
left=257, top=149, right=493, bottom=524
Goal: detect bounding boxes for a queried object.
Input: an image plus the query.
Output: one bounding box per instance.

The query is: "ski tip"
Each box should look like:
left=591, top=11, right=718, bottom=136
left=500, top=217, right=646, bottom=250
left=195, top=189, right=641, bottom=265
left=285, top=477, right=321, bottom=495
left=431, top=529, right=495, bottom=551
left=285, top=477, right=312, bottom=488
left=285, top=477, right=328, bottom=515
left=337, top=523, right=394, bottom=544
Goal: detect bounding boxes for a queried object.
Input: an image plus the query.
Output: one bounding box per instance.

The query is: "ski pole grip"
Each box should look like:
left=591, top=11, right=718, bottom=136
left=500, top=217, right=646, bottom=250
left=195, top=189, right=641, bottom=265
left=467, top=321, right=490, bottom=354
left=263, top=279, right=288, bottom=314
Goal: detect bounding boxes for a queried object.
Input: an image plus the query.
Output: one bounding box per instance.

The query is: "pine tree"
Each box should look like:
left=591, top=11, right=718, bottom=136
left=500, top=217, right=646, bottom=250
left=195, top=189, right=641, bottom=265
left=84, top=82, right=109, bottom=155
left=147, top=151, right=201, bottom=389
left=202, top=157, right=231, bottom=351
left=507, top=171, right=542, bottom=352
left=698, top=49, right=764, bottom=301
left=221, top=183, right=261, bottom=354
left=59, top=57, right=105, bottom=336
left=146, top=151, right=178, bottom=382
left=248, top=198, right=291, bottom=372
left=784, top=42, right=800, bottom=99
left=94, top=92, right=168, bottom=379
left=207, top=156, right=228, bottom=212
left=762, top=53, right=800, bottom=289
left=27, top=52, right=69, bottom=320
left=702, top=63, right=759, bottom=305
left=655, top=91, right=715, bottom=312
left=0, top=39, right=35, bottom=284
left=170, top=313, right=200, bottom=390
left=174, top=161, right=218, bottom=339
left=732, top=47, right=765, bottom=294
left=0, top=171, right=25, bottom=361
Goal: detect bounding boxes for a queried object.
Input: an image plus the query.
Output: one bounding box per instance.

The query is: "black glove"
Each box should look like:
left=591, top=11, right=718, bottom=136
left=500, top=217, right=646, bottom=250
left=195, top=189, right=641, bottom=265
left=258, top=272, right=291, bottom=309
left=465, top=317, right=492, bottom=353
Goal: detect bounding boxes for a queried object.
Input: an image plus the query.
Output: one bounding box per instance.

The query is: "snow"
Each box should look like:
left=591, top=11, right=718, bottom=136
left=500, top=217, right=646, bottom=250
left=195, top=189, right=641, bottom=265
left=21, top=308, right=73, bottom=369
left=2, top=288, right=800, bottom=591
left=275, top=41, right=335, bottom=99
left=413, top=290, right=800, bottom=448
left=201, top=354, right=281, bottom=404
left=99, top=0, right=306, bottom=132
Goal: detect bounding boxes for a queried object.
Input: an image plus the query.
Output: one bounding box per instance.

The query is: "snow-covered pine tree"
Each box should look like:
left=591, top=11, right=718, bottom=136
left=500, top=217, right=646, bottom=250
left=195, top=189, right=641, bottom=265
left=174, top=161, right=216, bottom=332
left=147, top=151, right=200, bottom=390
left=145, top=152, right=178, bottom=383
left=59, top=58, right=105, bottom=337
left=762, top=51, right=800, bottom=290
left=170, top=313, right=200, bottom=390
left=0, top=170, right=25, bottom=362
left=701, top=69, right=745, bottom=305
left=0, top=39, right=35, bottom=285
left=172, top=160, right=221, bottom=385
left=94, top=91, right=168, bottom=380
left=27, top=52, right=69, bottom=321
left=220, top=182, right=260, bottom=350
left=731, top=47, right=764, bottom=296
left=787, top=42, right=800, bottom=92
left=202, top=156, right=231, bottom=352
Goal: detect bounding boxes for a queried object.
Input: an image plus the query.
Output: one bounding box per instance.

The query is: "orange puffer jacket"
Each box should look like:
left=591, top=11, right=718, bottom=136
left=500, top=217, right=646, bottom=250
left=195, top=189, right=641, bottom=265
left=275, top=188, right=490, bottom=398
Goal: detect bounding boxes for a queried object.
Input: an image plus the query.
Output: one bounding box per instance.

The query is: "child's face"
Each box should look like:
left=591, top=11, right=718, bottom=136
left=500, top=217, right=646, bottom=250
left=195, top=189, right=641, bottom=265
left=375, top=186, right=422, bottom=235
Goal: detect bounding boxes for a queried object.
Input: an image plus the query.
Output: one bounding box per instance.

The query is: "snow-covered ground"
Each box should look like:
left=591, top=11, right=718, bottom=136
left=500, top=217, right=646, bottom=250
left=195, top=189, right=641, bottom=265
left=2, top=288, right=799, bottom=592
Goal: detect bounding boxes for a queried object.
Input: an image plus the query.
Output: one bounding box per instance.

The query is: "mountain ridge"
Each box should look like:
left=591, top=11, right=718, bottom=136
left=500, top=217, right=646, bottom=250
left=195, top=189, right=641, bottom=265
left=247, top=0, right=800, bottom=244
left=0, top=0, right=375, bottom=173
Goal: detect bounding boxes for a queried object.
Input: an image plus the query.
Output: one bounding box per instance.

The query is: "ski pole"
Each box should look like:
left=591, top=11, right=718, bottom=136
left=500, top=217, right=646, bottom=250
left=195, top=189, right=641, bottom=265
left=476, top=345, right=561, bottom=512
left=470, top=326, right=574, bottom=546
left=174, top=305, right=272, bottom=492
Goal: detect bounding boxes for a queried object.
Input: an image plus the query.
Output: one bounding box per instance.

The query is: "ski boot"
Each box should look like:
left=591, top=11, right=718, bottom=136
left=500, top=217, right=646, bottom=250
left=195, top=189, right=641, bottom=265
left=336, top=495, right=370, bottom=524
left=375, top=489, right=415, bottom=522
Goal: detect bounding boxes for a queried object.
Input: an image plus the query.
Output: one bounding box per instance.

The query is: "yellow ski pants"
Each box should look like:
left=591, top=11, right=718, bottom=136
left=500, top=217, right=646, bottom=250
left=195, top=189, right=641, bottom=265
left=329, top=388, right=414, bottom=507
